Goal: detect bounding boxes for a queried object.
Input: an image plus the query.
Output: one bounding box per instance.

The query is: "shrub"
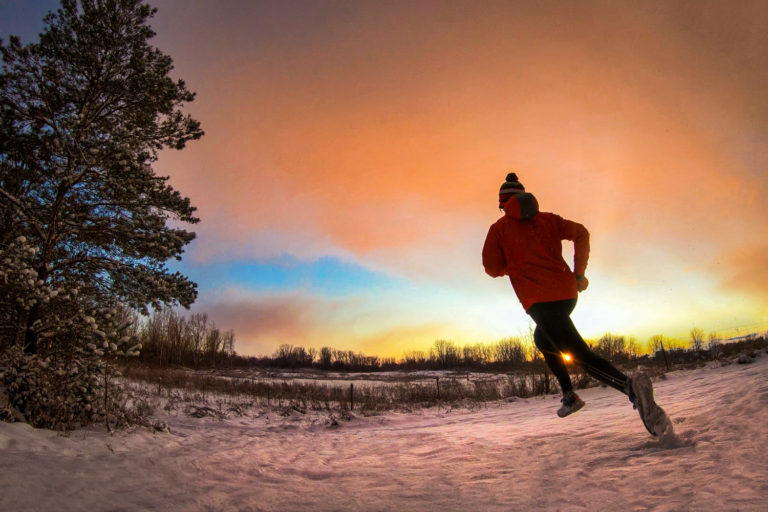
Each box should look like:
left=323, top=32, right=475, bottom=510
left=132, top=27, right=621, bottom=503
left=1, top=345, right=102, bottom=429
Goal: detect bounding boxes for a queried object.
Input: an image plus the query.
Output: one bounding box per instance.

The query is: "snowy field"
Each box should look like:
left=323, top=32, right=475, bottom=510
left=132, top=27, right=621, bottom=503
left=212, top=366, right=496, bottom=389
left=2, top=353, right=767, bottom=512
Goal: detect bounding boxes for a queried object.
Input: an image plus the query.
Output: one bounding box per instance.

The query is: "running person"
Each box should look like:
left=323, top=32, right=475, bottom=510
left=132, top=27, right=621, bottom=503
left=482, top=173, right=671, bottom=435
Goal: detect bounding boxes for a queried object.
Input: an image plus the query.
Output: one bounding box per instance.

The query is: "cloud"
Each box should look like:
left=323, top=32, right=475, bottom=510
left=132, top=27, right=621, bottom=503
left=188, top=291, right=352, bottom=357
left=353, top=323, right=452, bottom=360
left=155, top=0, right=768, bottom=273
left=189, top=278, right=520, bottom=358
left=6, top=1, right=768, bottom=355
left=145, top=0, right=768, bottom=351
left=715, top=242, right=768, bottom=301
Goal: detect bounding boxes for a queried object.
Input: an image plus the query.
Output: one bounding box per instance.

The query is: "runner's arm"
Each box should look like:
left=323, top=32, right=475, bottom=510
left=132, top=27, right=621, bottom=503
left=482, top=225, right=507, bottom=277
left=559, top=218, right=590, bottom=276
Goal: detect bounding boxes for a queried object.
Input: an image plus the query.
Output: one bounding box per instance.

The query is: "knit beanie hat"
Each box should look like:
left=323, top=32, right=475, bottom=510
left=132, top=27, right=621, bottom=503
left=499, top=172, right=525, bottom=206
left=499, top=172, right=525, bottom=195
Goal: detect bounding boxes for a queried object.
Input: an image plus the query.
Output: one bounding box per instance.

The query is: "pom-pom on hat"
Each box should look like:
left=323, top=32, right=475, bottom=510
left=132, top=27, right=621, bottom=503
left=499, top=172, right=525, bottom=195
left=499, top=172, right=525, bottom=207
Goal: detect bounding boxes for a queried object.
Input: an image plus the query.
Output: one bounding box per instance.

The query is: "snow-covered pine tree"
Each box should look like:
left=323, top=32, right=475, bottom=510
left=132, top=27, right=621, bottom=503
left=0, top=0, right=202, bottom=428
left=0, top=0, right=203, bottom=353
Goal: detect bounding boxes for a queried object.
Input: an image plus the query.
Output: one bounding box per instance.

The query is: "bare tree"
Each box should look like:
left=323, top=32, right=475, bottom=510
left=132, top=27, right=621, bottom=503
left=626, top=336, right=640, bottom=361
left=188, top=313, right=208, bottom=369
left=318, top=346, right=333, bottom=369
left=401, top=350, right=427, bottom=369
left=221, top=329, right=235, bottom=368
left=205, top=325, right=222, bottom=368
left=595, top=333, right=626, bottom=361
left=707, top=332, right=721, bottom=356
left=690, top=328, right=704, bottom=354
left=494, top=337, right=527, bottom=369
left=649, top=334, right=670, bottom=370
left=430, top=339, right=459, bottom=369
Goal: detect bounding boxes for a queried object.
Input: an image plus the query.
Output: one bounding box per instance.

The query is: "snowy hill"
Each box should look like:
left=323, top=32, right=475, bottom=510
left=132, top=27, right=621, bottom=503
left=2, top=353, right=767, bottom=511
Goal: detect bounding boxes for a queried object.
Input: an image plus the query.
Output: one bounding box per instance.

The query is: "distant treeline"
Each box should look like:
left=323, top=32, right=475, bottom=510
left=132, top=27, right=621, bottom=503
left=227, top=332, right=767, bottom=372
left=133, top=310, right=766, bottom=373
left=234, top=338, right=534, bottom=372
left=135, top=310, right=235, bottom=369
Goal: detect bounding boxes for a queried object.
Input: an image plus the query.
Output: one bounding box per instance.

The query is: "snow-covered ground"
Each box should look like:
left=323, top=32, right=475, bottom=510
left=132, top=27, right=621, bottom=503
left=2, top=353, right=767, bottom=512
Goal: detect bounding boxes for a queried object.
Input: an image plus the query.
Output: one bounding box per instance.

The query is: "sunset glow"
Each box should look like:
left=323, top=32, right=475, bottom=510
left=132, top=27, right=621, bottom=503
left=3, top=0, right=767, bottom=357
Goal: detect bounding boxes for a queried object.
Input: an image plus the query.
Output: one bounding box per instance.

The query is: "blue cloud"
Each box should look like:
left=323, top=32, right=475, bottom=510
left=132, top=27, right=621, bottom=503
left=172, top=255, right=400, bottom=297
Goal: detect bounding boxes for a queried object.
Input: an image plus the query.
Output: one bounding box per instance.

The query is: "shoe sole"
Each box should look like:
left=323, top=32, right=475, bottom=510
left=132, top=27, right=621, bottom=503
left=557, top=399, right=585, bottom=418
left=631, top=373, right=670, bottom=437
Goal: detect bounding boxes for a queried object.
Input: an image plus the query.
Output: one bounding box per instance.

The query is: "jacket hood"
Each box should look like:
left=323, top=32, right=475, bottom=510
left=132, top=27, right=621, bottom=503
left=503, top=192, right=539, bottom=220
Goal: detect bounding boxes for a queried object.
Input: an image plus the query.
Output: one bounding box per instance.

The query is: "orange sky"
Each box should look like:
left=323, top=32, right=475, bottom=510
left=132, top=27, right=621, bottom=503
left=115, top=0, right=768, bottom=356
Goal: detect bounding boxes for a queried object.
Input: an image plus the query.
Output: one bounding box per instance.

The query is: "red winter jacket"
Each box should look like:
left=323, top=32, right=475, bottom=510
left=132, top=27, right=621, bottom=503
left=482, top=193, right=590, bottom=311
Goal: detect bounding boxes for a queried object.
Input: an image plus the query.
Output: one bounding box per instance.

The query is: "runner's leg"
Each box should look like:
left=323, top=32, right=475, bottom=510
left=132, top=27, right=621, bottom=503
left=528, top=299, right=629, bottom=394
left=533, top=325, right=574, bottom=393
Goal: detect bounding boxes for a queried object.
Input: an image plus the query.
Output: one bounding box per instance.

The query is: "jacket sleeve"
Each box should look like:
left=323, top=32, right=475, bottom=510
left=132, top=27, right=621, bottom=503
left=482, top=224, right=507, bottom=277
left=558, top=217, right=590, bottom=276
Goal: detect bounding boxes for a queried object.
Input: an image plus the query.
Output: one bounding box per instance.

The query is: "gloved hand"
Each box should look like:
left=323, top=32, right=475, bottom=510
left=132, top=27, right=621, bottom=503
left=576, top=274, right=589, bottom=292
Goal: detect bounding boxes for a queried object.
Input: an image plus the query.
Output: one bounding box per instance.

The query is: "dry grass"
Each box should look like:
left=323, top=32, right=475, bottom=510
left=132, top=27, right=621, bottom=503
left=121, top=364, right=590, bottom=414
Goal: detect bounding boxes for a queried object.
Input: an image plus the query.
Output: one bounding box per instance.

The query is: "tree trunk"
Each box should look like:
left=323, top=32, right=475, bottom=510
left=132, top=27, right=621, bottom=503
left=23, top=304, right=40, bottom=354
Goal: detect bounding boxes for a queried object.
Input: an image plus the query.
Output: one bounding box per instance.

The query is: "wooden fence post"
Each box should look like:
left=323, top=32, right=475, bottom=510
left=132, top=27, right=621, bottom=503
left=660, top=341, right=671, bottom=371
left=350, top=383, right=354, bottom=411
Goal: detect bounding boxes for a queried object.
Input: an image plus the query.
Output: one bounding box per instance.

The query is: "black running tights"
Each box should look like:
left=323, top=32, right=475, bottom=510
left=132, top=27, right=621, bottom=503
left=527, top=298, right=628, bottom=395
